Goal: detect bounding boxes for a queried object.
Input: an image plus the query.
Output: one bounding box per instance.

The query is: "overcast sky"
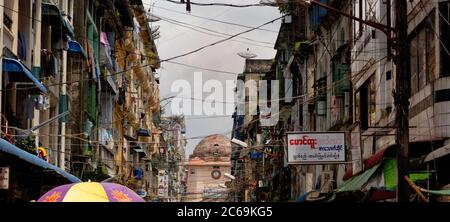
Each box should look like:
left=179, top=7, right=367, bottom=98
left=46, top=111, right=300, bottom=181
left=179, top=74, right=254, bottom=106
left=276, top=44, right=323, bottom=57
left=143, top=0, right=281, bottom=159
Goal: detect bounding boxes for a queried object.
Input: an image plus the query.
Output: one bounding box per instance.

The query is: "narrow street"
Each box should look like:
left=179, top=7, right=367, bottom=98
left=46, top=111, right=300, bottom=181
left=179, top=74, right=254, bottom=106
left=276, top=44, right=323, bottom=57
left=1, top=0, right=450, bottom=204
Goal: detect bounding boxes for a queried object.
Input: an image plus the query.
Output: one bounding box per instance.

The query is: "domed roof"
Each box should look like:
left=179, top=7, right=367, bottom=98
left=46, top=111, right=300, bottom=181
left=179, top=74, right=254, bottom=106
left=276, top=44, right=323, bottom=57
left=190, top=134, right=231, bottom=162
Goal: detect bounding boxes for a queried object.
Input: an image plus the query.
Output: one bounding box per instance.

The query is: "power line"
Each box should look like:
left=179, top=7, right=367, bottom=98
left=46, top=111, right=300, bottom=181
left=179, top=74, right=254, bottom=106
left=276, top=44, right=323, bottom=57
left=165, top=60, right=239, bottom=75
left=157, top=14, right=275, bottom=46
left=159, top=17, right=274, bottom=49
left=149, top=4, right=278, bottom=33
left=164, top=0, right=269, bottom=8
left=159, top=15, right=285, bottom=62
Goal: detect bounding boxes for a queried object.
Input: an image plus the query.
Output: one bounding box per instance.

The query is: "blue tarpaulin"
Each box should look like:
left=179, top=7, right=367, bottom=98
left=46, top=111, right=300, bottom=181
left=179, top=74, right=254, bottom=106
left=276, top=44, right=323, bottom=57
left=42, top=3, right=75, bottom=38
left=2, top=58, right=47, bottom=93
left=0, top=139, right=81, bottom=183
left=68, top=40, right=87, bottom=58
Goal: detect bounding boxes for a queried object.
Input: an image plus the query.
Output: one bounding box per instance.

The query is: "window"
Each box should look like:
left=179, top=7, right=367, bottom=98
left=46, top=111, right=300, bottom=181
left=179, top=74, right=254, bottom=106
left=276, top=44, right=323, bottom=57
left=410, top=11, right=436, bottom=94
left=358, top=75, right=376, bottom=130
left=440, top=2, right=450, bottom=77
left=190, top=169, right=195, bottom=174
left=354, top=0, right=364, bottom=40
left=315, top=76, right=327, bottom=116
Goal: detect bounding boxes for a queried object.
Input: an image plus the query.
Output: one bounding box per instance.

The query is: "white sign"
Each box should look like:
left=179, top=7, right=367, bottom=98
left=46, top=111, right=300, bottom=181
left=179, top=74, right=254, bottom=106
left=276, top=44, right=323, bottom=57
left=287, top=132, right=346, bottom=164
left=157, top=170, right=168, bottom=198
left=0, top=167, right=10, bottom=189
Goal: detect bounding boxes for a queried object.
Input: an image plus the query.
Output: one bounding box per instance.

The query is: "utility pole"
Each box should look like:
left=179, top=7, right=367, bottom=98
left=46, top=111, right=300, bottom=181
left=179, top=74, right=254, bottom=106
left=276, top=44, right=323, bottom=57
left=393, top=0, right=410, bottom=202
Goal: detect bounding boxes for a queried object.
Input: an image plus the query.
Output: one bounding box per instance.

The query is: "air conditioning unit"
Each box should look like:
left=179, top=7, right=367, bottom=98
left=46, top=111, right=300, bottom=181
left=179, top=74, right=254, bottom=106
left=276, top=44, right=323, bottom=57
left=283, top=15, right=292, bottom=24
left=320, top=171, right=334, bottom=193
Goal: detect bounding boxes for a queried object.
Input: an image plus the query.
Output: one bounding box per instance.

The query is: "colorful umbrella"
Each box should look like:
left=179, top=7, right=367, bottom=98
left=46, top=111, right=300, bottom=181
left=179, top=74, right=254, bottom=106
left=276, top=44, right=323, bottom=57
left=37, top=182, right=145, bottom=202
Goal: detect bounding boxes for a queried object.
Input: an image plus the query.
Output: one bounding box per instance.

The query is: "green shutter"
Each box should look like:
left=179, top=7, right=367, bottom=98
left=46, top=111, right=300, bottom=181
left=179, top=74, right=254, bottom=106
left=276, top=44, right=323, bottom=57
left=59, top=94, right=69, bottom=123
left=333, top=63, right=350, bottom=96
left=86, top=83, right=97, bottom=122
left=339, top=64, right=351, bottom=91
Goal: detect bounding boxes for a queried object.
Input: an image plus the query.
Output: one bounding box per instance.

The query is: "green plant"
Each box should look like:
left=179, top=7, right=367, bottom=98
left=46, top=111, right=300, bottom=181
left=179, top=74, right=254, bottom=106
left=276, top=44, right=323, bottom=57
left=278, top=0, right=296, bottom=15
left=16, top=135, right=36, bottom=154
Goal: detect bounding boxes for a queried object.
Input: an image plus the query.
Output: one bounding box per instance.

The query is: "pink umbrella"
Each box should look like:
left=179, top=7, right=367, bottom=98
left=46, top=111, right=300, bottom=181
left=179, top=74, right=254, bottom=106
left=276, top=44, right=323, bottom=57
left=38, top=182, right=145, bottom=202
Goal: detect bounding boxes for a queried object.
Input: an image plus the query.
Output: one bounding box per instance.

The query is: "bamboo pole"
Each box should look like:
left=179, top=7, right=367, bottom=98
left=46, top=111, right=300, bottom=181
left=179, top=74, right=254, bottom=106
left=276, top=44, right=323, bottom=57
left=404, top=175, right=428, bottom=202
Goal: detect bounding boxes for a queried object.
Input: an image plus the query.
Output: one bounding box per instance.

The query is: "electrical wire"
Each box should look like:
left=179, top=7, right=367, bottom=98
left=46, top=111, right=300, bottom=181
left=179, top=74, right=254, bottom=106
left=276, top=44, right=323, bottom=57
left=158, top=14, right=275, bottom=46
left=148, top=4, right=278, bottom=33
left=159, top=15, right=285, bottom=62
left=159, top=17, right=275, bottom=49
left=164, top=0, right=269, bottom=8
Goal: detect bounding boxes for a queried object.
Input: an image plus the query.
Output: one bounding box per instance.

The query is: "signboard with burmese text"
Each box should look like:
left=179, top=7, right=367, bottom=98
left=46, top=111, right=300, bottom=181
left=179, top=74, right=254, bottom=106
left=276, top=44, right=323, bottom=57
left=287, top=132, right=346, bottom=164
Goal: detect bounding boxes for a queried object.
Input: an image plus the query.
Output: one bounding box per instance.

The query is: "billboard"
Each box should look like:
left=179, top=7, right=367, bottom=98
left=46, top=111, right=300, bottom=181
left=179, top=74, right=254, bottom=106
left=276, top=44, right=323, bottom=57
left=287, top=132, right=346, bottom=164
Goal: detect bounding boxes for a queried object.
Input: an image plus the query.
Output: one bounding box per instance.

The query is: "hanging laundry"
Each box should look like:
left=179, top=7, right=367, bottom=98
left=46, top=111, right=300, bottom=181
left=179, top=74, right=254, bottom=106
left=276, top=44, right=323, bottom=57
left=36, top=94, right=48, bottom=110
left=41, top=50, right=57, bottom=77
left=133, top=168, right=144, bottom=180
left=23, top=96, right=36, bottom=120
left=100, top=32, right=109, bottom=45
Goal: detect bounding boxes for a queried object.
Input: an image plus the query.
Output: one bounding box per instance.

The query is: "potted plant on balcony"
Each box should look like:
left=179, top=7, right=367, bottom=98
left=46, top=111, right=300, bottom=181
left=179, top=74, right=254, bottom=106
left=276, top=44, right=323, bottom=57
left=16, top=135, right=37, bottom=154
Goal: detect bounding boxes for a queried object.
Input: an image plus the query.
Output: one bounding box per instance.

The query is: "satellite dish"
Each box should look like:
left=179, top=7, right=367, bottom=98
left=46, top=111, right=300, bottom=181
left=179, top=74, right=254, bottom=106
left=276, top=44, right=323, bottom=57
left=237, top=48, right=257, bottom=59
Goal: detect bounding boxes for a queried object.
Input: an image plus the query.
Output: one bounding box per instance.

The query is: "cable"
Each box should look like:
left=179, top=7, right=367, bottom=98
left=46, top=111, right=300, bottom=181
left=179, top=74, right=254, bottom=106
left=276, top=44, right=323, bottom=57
left=154, top=0, right=241, bottom=45
left=158, top=15, right=275, bottom=46
left=149, top=4, right=278, bottom=33
left=164, top=0, right=268, bottom=8
left=165, top=60, right=239, bottom=75
left=159, top=15, right=285, bottom=62
left=159, top=17, right=274, bottom=49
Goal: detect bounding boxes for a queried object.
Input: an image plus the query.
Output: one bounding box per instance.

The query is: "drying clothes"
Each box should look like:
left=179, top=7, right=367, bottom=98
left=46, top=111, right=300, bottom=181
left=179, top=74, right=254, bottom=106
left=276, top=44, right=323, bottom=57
left=100, top=32, right=109, bottom=45
left=23, top=96, right=36, bottom=119
left=41, top=50, right=57, bottom=76
left=133, top=168, right=144, bottom=180
left=36, top=94, right=49, bottom=110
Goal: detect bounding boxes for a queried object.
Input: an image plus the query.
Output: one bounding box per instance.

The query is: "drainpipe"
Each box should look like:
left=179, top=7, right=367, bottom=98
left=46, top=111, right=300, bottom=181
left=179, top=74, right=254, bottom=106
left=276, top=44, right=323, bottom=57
left=0, top=0, right=4, bottom=131
left=33, top=0, right=42, bottom=149
left=59, top=0, right=69, bottom=170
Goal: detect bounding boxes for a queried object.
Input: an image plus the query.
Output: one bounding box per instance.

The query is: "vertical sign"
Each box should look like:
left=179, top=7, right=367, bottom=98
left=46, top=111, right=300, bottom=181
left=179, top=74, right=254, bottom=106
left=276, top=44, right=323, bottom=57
left=351, top=127, right=362, bottom=174
left=0, top=167, right=10, bottom=189
left=158, top=170, right=168, bottom=198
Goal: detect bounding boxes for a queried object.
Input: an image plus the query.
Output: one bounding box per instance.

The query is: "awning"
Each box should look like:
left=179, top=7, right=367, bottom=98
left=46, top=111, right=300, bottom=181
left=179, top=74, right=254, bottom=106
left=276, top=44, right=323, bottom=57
left=0, top=139, right=81, bottom=183
left=132, top=146, right=146, bottom=153
left=42, top=3, right=74, bottom=38
left=68, top=40, right=87, bottom=58
left=101, top=75, right=118, bottom=94
left=422, top=143, right=450, bottom=163
left=337, top=163, right=382, bottom=192
left=421, top=189, right=450, bottom=196
left=344, top=136, right=446, bottom=180
left=124, top=134, right=137, bottom=141
left=364, top=145, right=396, bottom=169
left=2, top=58, right=47, bottom=93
